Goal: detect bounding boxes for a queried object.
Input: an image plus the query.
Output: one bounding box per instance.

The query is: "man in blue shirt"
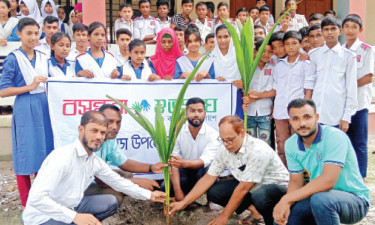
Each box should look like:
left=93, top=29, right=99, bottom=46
left=273, top=98, right=369, bottom=225
left=84, top=104, right=166, bottom=204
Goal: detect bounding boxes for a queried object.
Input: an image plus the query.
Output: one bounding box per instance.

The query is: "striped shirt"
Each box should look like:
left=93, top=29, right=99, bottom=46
left=171, top=14, right=191, bottom=28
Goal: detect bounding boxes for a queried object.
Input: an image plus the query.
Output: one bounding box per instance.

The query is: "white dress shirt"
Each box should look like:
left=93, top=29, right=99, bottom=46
left=111, top=50, right=128, bottom=67
left=114, top=18, right=133, bottom=37
left=191, top=18, right=213, bottom=42
left=290, top=14, right=308, bottom=31
left=254, top=20, right=274, bottom=34
left=208, top=134, right=289, bottom=193
left=158, top=17, right=171, bottom=29
left=133, top=16, right=161, bottom=40
left=172, top=123, right=220, bottom=168
left=247, top=61, right=275, bottom=116
left=344, top=38, right=375, bottom=111
left=35, top=38, right=51, bottom=58
left=273, top=55, right=314, bottom=120
left=23, top=139, right=151, bottom=225
left=66, top=48, right=87, bottom=62
left=309, top=43, right=358, bottom=125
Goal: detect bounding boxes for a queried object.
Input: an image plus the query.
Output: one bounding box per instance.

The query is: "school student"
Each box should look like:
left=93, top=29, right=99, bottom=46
left=308, top=24, right=325, bottom=50
left=275, top=10, right=293, bottom=32
left=67, top=9, right=78, bottom=40
left=205, top=1, right=216, bottom=20
left=255, top=0, right=274, bottom=23
left=324, top=9, right=336, bottom=17
left=48, top=32, right=75, bottom=77
left=174, top=25, right=187, bottom=53
left=0, top=0, right=19, bottom=45
left=309, top=16, right=358, bottom=132
left=149, top=27, right=183, bottom=80
left=35, top=16, right=60, bottom=58
left=17, top=0, right=43, bottom=29
left=171, top=0, right=194, bottom=28
left=0, top=17, right=54, bottom=210
left=342, top=14, right=374, bottom=179
left=285, top=0, right=308, bottom=31
left=236, top=7, right=248, bottom=26
left=174, top=28, right=215, bottom=81
left=133, top=0, right=160, bottom=44
left=40, top=0, right=57, bottom=19
left=242, top=39, right=275, bottom=146
left=255, top=5, right=273, bottom=34
left=114, top=2, right=133, bottom=36
left=75, top=22, right=120, bottom=78
left=213, top=2, right=237, bottom=33
left=299, top=26, right=311, bottom=53
left=191, top=1, right=213, bottom=42
left=56, top=5, right=68, bottom=34
left=113, top=28, right=132, bottom=66
left=269, top=31, right=287, bottom=59
left=308, top=13, right=324, bottom=26
left=66, top=23, right=88, bottom=61
left=254, top=24, right=266, bottom=38
left=156, top=0, right=171, bottom=29
left=249, top=6, right=259, bottom=22
left=8, top=0, right=17, bottom=18
left=272, top=31, right=314, bottom=165
left=120, top=39, right=158, bottom=81
left=204, top=33, right=215, bottom=53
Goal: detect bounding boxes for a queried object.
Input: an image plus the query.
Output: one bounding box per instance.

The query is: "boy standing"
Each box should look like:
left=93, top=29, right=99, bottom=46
left=114, top=3, right=133, bottom=35
left=174, top=25, right=188, bottom=54
left=171, top=0, right=194, bottom=28
left=36, top=16, right=60, bottom=58
left=113, top=28, right=132, bottom=66
left=191, top=1, right=213, bottom=42
left=67, top=23, right=88, bottom=61
left=243, top=39, right=275, bottom=146
left=272, top=31, right=314, bottom=165
left=156, top=0, right=171, bottom=29
left=275, top=10, right=293, bottom=32
left=204, top=33, right=215, bottom=53
left=299, top=26, right=311, bottom=53
left=309, top=17, right=358, bottom=131
left=285, top=0, right=308, bottom=31
left=134, top=0, right=160, bottom=44
left=213, top=2, right=237, bottom=33
left=308, top=24, right=325, bottom=50
left=342, top=14, right=374, bottom=179
left=255, top=5, right=274, bottom=34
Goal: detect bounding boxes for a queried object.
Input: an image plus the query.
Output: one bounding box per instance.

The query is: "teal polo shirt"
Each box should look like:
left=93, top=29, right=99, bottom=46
left=285, top=125, right=369, bottom=202
left=95, top=139, right=128, bottom=167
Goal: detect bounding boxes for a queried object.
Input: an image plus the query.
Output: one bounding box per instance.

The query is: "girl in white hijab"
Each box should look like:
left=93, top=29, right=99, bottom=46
left=0, top=0, right=19, bottom=45
left=56, top=4, right=68, bottom=33
left=18, top=0, right=43, bottom=26
left=40, top=0, right=58, bottom=19
left=67, top=9, right=78, bottom=39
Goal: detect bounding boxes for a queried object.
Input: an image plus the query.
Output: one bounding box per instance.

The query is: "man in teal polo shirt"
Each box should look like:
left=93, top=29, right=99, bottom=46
left=84, top=104, right=167, bottom=204
left=273, top=98, right=369, bottom=225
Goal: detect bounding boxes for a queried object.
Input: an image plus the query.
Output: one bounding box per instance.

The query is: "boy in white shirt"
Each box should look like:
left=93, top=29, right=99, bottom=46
left=67, top=23, right=88, bottom=61
left=191, top=1, right=213, bottom=42
left=156, top=0, right=171, bottom=29
left=255, top=5, right=274, bottom=34
left=342, top=14, right=374, bottom=179
left=114, top=3, right=133, bottom=36
left=36, top=16, right=60, bottom=58
left=285, top=0, right=308, bottom=31
left=113, top=28, right=132, bottom=66
left=133, top=0, right=160, bottom=44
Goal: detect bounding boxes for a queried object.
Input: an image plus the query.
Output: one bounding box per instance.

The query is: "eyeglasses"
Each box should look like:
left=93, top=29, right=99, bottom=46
left=217, top=136, right=237, bottom=145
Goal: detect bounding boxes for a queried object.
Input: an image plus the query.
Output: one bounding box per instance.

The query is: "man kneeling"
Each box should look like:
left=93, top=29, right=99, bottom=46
left=170, top=115, right=289, bottom=225
left=23, top=111, right=165, bottom=225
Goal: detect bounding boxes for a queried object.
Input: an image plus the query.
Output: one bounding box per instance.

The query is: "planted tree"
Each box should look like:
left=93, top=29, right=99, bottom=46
left=222, top=1, right=300, bottom=131
left=107, top=52, right=210, bottom=225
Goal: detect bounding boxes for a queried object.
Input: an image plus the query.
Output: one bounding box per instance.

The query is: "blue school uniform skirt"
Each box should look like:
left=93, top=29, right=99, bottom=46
left=12, top=92, right=54, bottom=175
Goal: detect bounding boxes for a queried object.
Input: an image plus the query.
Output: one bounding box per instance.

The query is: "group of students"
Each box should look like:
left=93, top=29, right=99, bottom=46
left=0, top=0, right=374, bottom=224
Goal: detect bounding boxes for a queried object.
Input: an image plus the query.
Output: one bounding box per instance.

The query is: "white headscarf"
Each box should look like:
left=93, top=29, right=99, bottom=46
left=17, top=0, right=43, bottom=25
left=211, top=37, right=241, bottom=80
left=41, top=0, right=58, bottom=19
left=67, top=9, right=75, bottom=39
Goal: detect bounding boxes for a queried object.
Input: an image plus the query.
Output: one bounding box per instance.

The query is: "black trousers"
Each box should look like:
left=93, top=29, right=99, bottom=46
left=207, top=179, right=287, bottom=225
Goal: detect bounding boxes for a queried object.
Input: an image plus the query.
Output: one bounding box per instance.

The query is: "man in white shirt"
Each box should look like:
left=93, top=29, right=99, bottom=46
left=309, top=16, right=358, bottom=131
left=23, top=111, right=165, bottom=225
left=285, top=0, right=308, bottom=31
left=170, top=115, right=289, bottom=225
left=166, top=97, right=220, bottom=201
left=35, top=16, right=60, bottom=58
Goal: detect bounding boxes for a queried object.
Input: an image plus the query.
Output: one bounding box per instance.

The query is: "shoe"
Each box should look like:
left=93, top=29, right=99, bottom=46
left=238, top=216, right=265, bottom=225
left=208, top=201, right=224, bottom=211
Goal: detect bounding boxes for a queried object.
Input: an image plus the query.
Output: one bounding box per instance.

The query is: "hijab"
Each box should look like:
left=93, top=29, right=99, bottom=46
left=211, top=37, right=241, bottom=80
left=17, top=0, right=43, bottom=25
left=67, top=10, right=75, bottom=39
left=40, top=0, right=58, bottom=19
left=150, top=28, right=183, bottom=79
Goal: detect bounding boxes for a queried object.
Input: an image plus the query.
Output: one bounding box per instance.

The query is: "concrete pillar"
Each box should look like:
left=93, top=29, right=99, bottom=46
left=82, top=0, right=106, bottom=26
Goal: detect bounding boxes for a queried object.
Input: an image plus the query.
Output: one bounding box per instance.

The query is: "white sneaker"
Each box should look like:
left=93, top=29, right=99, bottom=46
left=209, top=201, right=224, bottom=211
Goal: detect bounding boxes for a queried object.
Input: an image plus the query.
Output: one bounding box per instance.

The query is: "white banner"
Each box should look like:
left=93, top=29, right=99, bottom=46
left=47, top=78, right=237, bottom=178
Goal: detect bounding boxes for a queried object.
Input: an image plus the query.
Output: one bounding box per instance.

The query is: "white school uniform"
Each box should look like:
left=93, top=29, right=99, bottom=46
left=35, top=38, right=51, bottom=58
left=48, top=59, right=76, bottom=78
left=12, top=49, right=48, bottom=94
left=290, top=14, right=308, bottom=31
left=122, top=59, right=152, bottom=80
left=112, top=50, right=129, bottom=67
left=177, top=55, right=214, bottom=74
left=0, top=17, right=18, bottom=39
left=273, top=55, right=314, bottom=120
left=76, top=50, right=118, bottom=78
left=114, top=18, right=133, bottom=37
left=158, top=17, right=171, bottom=29
left=133, top=16, right=160, bottom=40
left=66, top=48, right=88, bottom=62
left=254, top=20, right=274, bottom=34
left=248, top=61, right=275, bottom=116
left=344, top=38, right=375, bottom=111
left=309, top=43, right=358, bottom=125
left=190, top=18, right=214, bottom=42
